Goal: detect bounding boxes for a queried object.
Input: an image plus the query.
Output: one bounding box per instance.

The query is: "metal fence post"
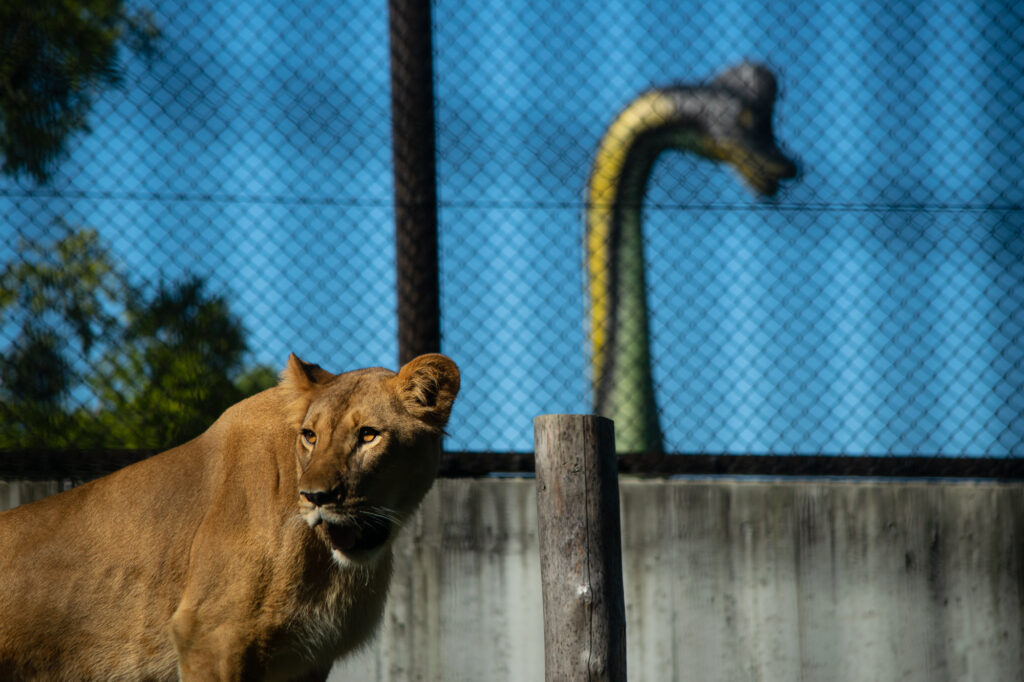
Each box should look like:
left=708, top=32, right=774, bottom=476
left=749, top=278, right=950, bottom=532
left=533, top=414, right=627, bottom=681
left=388, top=0, right=441, bottom=366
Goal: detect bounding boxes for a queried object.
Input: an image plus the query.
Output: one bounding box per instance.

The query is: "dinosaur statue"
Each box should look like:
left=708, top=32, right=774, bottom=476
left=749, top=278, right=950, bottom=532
left=586, top=62, right=798, bottom=453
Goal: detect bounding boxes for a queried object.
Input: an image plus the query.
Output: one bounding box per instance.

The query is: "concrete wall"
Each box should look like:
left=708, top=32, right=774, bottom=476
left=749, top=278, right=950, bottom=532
left=334, top=477, right=1023, bottom=682
left=3, top=476, right=1021, bottom=680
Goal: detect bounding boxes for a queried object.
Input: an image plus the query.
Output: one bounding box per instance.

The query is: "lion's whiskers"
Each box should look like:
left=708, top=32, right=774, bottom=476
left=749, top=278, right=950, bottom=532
left=361, top=506, right=403, bottom=525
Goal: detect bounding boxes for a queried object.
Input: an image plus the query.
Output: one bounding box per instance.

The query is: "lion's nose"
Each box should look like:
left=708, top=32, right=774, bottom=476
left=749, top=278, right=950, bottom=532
left=301, top=487, right=344, bottom=507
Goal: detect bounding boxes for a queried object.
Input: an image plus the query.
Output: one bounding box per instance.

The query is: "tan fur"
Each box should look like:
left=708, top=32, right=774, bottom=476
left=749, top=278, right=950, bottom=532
left=0, top=353, right=460, bottom=681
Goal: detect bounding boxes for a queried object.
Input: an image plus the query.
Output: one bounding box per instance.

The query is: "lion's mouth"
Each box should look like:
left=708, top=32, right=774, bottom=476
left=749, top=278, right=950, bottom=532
left=323, top=516, right=392, bottom=554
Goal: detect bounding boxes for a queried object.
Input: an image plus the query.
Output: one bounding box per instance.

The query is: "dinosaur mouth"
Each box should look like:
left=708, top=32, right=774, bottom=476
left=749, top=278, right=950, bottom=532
left=734, top=147, right=798, bottom=197
left=707, top=138, right=796, bottom=197
left=323, top=515, right=392, bottom=554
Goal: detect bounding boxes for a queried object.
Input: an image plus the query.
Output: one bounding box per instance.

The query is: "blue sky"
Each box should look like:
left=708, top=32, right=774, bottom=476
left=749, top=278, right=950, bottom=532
left=1, top=0, right=1021, bottom=454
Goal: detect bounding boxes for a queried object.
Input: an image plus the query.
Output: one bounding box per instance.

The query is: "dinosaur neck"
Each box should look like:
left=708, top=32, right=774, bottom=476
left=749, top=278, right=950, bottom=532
left=587, top=91, right=704, bottom=453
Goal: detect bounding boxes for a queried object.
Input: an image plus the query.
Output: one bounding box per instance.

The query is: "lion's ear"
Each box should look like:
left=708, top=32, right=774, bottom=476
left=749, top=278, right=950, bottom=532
left=280, top=354, right=334, bottom=390
left=396, top=354, right=460, bottom=430
left=280, top=354, right=335, bottom=424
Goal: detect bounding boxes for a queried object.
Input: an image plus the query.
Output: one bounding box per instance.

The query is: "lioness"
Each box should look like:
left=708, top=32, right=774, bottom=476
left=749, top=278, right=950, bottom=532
left=0, top=353, right=459, bottom=681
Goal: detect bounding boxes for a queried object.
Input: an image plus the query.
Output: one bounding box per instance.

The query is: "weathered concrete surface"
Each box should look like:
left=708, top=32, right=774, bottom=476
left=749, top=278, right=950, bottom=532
left=335, top=477, right=1023, bottom=682
left=3, top=477, right=1021, bottom=680
left=336, top=476, right=545, bottom=680
left=616, top=478, right=1023, bottom=682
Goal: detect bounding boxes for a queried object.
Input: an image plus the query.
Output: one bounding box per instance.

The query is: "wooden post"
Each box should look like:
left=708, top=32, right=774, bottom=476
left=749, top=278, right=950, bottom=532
left=533, top=414, right=627, bottom=681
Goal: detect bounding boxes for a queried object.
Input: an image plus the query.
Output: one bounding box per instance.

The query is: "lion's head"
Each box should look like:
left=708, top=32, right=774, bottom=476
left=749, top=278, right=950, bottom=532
left=280, top=353, right=460, bottom=565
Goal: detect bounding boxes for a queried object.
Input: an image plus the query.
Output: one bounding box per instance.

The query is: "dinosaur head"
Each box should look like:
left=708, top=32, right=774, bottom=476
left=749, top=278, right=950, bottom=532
left=691, top=62, right=798, bottom=196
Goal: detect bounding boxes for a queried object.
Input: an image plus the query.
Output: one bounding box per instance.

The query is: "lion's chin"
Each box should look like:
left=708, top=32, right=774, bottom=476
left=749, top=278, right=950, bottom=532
left=324, top=520, right=391, bottom=554
left=305, top=513, right=392, bottom=566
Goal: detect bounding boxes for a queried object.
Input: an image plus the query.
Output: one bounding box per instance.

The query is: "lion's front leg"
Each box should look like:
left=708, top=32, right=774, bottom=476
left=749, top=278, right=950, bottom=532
left=171, top=605, right=264, bottom=682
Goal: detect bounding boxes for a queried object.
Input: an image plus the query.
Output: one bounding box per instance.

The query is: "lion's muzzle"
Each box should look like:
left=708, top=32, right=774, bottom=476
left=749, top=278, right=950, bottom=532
left=301, top=490, right=395, bottom=559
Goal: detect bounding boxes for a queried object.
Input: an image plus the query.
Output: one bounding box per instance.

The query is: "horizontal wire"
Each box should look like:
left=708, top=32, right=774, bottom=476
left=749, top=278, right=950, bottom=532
left=0, top=188, right=1020, bottom=215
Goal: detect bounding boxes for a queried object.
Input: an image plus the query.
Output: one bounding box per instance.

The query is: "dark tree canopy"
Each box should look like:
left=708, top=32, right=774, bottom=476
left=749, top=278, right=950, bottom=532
left=0, top=0, right=156, bottom=182
left=0, top=227, right=276, bottom=449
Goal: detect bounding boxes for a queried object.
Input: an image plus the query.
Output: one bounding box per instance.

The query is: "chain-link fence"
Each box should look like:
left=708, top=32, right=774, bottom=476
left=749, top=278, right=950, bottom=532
left=1, top=0, right=1021, bottom=459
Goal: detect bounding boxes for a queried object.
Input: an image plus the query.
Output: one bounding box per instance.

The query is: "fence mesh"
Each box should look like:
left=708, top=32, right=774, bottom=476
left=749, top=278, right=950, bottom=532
left=1, top=0, right=1021, bottom=458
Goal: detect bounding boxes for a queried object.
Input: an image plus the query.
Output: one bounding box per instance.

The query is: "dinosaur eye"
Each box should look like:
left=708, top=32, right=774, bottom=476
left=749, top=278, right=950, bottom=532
left=301, top=429, right=317, bottom=446
left=358, top=427, right=379, bottom=444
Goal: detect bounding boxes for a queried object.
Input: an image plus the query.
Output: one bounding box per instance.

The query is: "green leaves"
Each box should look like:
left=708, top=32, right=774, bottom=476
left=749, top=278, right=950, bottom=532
left=0, top=0, right=158, bottom=182
left=0, top=225, right=123, bottom=353
left=0, top=225, right=276, bottom=449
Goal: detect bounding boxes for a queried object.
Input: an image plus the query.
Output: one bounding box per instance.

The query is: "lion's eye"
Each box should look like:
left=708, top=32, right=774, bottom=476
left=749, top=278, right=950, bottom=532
left=301, top=429, right=317, bottom=446
left=358, top=427, right=379, bottom=444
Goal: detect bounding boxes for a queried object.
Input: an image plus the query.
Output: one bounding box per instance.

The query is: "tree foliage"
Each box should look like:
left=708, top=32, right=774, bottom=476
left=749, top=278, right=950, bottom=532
left=0, top=0, right=157, bottom=182
left=0, top=226, right=276, bottom=449
left=92, top=276, right=255, bottom=447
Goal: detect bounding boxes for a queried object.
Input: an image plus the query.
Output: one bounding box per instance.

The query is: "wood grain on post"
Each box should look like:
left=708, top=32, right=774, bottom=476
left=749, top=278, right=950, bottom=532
left=533, top=414, right=627, bottom=681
